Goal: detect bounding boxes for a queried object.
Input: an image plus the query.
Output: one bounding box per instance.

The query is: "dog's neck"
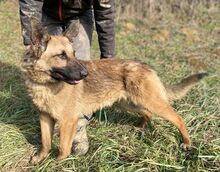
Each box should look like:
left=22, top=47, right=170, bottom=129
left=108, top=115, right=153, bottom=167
left=25, top=78, right=66, bottom=95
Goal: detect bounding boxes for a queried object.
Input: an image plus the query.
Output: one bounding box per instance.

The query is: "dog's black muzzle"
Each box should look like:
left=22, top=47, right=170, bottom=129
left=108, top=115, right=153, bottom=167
left=50, top=61, right=88, bottom=85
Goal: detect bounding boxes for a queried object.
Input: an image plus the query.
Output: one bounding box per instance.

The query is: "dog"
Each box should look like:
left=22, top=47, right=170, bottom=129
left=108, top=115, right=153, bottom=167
left=21, top=18, right=206, bottom=164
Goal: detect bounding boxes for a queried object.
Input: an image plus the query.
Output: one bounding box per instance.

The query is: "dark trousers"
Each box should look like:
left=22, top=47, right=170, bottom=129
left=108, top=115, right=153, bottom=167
left=42, top=10, right=94, bottom=60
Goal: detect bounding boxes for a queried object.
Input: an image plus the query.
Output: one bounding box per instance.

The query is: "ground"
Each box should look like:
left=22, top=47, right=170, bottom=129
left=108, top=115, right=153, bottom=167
left=0, top=1, right=219, bottom=172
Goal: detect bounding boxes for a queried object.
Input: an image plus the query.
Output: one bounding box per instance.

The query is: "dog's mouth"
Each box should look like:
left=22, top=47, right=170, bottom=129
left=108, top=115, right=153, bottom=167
left=66, top=80, right=80, bottom=85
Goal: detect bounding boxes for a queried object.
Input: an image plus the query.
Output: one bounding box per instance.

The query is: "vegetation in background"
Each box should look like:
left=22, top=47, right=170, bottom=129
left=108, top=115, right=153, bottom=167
left=0, top=0, right=219, bottom=171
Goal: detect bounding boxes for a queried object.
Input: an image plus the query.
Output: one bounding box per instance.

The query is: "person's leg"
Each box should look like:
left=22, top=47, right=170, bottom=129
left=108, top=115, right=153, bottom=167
left=66, top=10, right=94, bottom=155
left=19, top=0, right=43, bottom=46
left=71, top=117, right=90, bottom=155
left=67, top=9, right=94, bottom=60
left=41, top=12, right=63, bottom=35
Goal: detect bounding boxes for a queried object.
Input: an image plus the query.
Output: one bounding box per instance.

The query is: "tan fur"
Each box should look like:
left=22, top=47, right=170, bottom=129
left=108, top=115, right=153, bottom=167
left=166, top=73, right=207, bottom=102
left=22, top=27, right=206, bottom=164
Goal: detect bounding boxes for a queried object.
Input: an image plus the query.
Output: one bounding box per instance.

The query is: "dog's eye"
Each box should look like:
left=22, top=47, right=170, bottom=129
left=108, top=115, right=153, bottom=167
left=57, top=51, right=67, bottom=60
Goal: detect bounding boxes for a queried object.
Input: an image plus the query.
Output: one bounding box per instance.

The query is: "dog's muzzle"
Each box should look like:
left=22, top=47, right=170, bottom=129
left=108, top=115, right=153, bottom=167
left=50, top=65, right=88, bottom=85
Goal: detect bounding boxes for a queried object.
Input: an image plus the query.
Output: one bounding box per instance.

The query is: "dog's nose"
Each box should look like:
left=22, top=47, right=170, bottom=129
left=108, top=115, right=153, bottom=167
left=80, top=69, right=88, bottom=78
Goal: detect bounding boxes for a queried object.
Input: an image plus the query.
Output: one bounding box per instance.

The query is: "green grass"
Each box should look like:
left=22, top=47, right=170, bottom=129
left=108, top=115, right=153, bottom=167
left=0, top=1, right=219, bottom=171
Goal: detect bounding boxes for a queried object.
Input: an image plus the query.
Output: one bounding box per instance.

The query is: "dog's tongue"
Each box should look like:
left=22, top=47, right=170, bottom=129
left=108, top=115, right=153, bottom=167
left=68, top=80, right=80, bottom=84
left=73, top=80, right=80, bottom=84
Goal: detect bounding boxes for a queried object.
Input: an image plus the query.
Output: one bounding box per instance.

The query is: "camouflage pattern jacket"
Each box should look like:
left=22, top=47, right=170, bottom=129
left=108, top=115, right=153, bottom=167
left=19, top=0, right=115, bottom=58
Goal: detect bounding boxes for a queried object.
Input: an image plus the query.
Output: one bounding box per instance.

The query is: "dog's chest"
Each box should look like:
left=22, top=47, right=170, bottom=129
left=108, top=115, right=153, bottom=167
left=26, top=81, right=62, bottom=118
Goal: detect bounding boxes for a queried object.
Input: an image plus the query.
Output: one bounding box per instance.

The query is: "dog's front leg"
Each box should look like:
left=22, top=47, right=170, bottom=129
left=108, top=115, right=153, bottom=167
left=57, top=115, right=78, bottom=160
left=31, top=113, right=55, bottom=164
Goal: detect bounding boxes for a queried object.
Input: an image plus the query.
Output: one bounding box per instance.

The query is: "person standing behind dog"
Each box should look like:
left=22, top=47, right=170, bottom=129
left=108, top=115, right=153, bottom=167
left=19, top=0, right=115, bottom=60
left=19, top=0, right=116, bottom=156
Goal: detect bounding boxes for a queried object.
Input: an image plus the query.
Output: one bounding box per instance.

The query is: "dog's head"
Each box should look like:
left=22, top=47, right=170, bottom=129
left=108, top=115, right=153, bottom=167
left=22, top=18, right=88, bottom=85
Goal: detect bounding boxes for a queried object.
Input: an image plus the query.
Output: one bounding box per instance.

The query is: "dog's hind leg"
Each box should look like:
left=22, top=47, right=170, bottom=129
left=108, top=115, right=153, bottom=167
left=129, top=76, right=191, bottom=148
left=127, top=71, right=191, bottom=148
left=139, top=98, right=191, bottom=148
left=57, top=115, right=78, bottom=160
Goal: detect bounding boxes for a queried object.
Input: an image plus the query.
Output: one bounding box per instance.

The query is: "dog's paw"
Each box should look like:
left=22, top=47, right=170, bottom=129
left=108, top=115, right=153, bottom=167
left=57, top=154, right=68, bottom=161
left=30, top=155, right=42, bottom=165
left=30, top=153, right=48, bottom=165
left=180, top=143, right=191, bottom=151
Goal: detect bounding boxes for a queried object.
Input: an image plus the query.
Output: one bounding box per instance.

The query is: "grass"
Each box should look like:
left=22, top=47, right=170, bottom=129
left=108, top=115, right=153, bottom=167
left=0, top=1, right=219, bottom=171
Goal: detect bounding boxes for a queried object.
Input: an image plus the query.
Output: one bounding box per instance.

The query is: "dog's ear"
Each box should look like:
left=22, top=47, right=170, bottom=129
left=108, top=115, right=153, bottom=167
left=30, top=17, right=50, bottom=47
left=63, top=20, right=80, bottom=42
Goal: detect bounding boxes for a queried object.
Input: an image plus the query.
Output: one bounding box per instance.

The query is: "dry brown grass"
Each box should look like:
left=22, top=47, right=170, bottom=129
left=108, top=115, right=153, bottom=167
left=116, top=0, right=220, bottom=22
left=0, top=0, right=219, bottom=171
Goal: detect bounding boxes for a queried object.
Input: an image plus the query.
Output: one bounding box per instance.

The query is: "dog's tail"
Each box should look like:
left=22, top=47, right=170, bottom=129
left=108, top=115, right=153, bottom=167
left=166, top=73, right=207, bottom=102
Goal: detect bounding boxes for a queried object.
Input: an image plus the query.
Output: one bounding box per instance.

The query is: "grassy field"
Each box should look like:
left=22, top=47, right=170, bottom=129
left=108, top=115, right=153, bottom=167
left=0, top=1, right=219, bottom=171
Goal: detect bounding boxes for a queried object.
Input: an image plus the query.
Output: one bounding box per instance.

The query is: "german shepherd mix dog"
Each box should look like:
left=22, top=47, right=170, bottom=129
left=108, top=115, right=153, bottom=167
left=22, top=19, right=206, bottom=164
